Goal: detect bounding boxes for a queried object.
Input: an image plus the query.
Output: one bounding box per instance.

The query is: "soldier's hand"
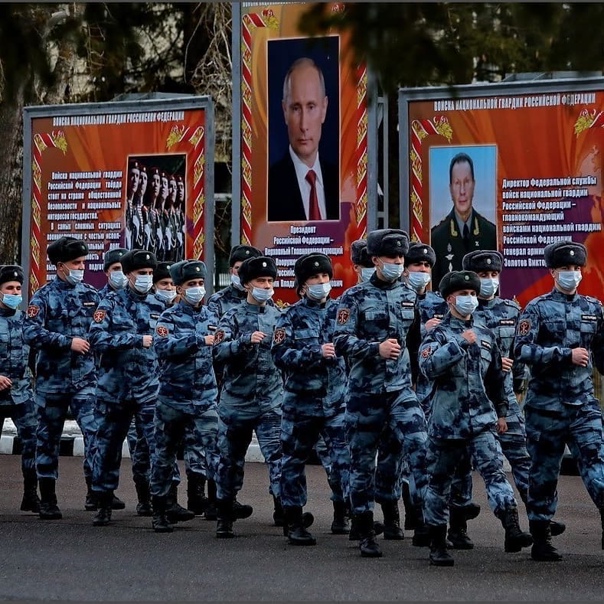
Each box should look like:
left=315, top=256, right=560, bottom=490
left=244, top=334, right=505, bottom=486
left=379, top=338, right=401, bottom=360
left=0, top=375, right=12, bottom=390
left=204, top=334, right=215, bottom=346
left=496, top=417, right=508, bottom=433
left=461, top=330, right=477, bottom=345
left=425, top=317, right=441, bottom=332
left=501, top=357, right=514, bottom=372
left=571, top=347, right=590, bottom=367
left=250, top=331, right=266, bottom=345
left=142, top=335, right=153, bottom=348
left=321, top=343, right=336, bottom=359
left=71, top=337, right=90, bottom=354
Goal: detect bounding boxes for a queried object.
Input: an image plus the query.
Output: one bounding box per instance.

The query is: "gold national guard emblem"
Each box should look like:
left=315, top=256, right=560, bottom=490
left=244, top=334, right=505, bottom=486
left=518, top=319, right=531, bottom=336
left=421, top=346, right=432, bottom=358
left=156, top=325, right=169, bottom=337
left=273, top=328, right=286, bottom=344
left=26, top=305, right=39, bottom=318
left=337, top=308, right=350, bottom=325
left=213, top=329, right=225, bottom=345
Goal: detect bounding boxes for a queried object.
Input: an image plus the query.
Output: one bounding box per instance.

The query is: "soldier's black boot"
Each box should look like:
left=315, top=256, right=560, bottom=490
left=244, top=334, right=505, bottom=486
left=186, top=473, right=208, bottom=516
left=284, top=505, right=316, bottom=545
left=166, top=482, right=195, bottom=524
left=402, top=481, right=419, bottom=530
left=356, top=511, right=382, bottom=558
left=84, top=477, right=97, bottom=511
left=92, top=491, right=113, bottom=527
left=152, top=495, right=174, bottom=533
left=216, top=498, right=235, bottom=539
left=412, top=506, right=431, bottom=547
left=111, top=493, right=125, bottom=510
left=204, top=479, right=218, bottom=521
left=331, top=500, right=350, bottom=535
left=429, top=525, right=454, bottom=567
left=233, top=498, right=253, bottom=520
left=135, top=481, right=153, bottom=517
left=38, top=478, right=62, bottom=520
left=349, top=514, right=384, bottom=540
left=550, top=520, right=566, bottom=537
left=530, top=519, right=562, bottom=561
left=273, top=496, right=285, bottom=527
left=463, top=502, right=481, bottom=521
left=282, top=509, right=315, bottom=536
left=20, top=469, right=40, bottom=513
left=381, top=500, right=404, bottom=540
left=447, top=506, right=474, bottom=550
left=499, top=507, right=533, bottom=553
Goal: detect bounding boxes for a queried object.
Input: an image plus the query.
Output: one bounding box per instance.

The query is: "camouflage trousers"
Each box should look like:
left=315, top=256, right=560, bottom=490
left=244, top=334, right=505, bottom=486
left=216, top=408, right=282, bottom=501
left=525, top=402, right=604, bottom=521
left=424, top=430, right=518, bottom=526
left=345, top=389, right=427, bottom=515
left=149, top=400, right=219, bottom=498
left=0, top=401, right=37, bottom=475
left=34, top=387, right=97, bottom=481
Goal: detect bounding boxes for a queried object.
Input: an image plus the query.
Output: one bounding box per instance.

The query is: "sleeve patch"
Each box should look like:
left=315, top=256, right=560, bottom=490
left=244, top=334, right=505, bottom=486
left=213, top=329, right=225, bottom=345
left=421, top=346, right=432, bottom=358
left=156, top=325, right=169, bottom=337
left=337, top=308, right=350, bottom=325
left=518, top=319, right=531, bottom=336
left=93, top=309, right=106, bottom=323
left=26, top=305, right=40, bottom=318
left=273, top=327, right=286, bottom=344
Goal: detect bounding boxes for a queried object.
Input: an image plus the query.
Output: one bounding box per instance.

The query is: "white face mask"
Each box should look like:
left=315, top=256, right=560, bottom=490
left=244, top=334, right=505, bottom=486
left=230, top=274, right=245, bottom=291
left=479, top=277, right=499, bottom=298
left=155, top=288, right=177, bottom=303
left=361, top=267, right=375, bottom=282
left=556, top=270, right=582, bottom=291
left=184, top=286, right=205, bottom=305
left=307, top=282, right=332, bottom=301
left=380, top=262, right=404, bottom=281
left=454, top=294, right=479, bottom=316
left=133, top=274, right=153, bottom=294
left=65, top=269, right=84, bottom=285
left=109, top=271, right=128, bottom=289
left=407, top=271, right=431, bottom=292
left=252, top=287, right=274, bottom=303
left=1, top=293, right=22, bottom=310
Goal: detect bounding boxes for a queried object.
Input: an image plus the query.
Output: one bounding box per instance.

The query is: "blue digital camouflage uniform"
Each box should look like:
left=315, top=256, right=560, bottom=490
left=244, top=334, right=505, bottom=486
left=150, top=300, right=220, bottom=498
left=88, top=287, right=164, bottom=496
left=272, top=296, right=349, bottom=509
left=213, top=301, right=283, bottom=503
left=419, top=312, right=519, bottom=526
left=0, top=306, right=37, bottom=478
left=513, top=288, right=604, bottom=521
left=333, top=273, right=428, bottom=515
left=23, top=277, right=100, bottom=482
left=207, top=283, right=248, bottom=320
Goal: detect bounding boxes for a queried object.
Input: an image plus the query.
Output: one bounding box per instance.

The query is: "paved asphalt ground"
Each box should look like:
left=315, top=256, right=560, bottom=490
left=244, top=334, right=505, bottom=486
left=1, top=456, right=604, bottom=601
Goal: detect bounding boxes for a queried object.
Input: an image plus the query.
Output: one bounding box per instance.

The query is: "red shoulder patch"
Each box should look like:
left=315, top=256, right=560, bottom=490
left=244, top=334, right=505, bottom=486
left=93, top=309, right=106, bottom=323
left=26, top=305, right=39, bottom=318
left=421, top=346, right=432, bottom=358
left=156, top=325, right=169, bottom=337
left=273, top=327, right=286, bottom=344
left=337, top=308, right=350, bottom=325
left=213, top=329, right=225, bottom=345
left=518, top=319, right=531, bottom=336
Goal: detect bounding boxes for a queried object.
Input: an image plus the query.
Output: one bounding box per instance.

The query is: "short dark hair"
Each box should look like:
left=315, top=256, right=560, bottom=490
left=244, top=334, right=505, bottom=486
left=449, top=152, right=475, bottom=184
left=282, top=57, right=326, bottom=102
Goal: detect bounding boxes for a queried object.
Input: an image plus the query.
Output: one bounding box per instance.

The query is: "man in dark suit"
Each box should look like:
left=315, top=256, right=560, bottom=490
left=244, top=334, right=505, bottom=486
left=430, top=152, right=497, bottom=288
left=268, top=57, right=339, bottom=222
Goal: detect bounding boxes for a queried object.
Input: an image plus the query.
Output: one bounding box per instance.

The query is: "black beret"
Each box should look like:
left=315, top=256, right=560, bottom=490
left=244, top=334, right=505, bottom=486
left=238, top=256, right=277, bottom=285
left=439, top=270, right=481, bottom=299
left=103, top=248, right=128, bottom=271
left=0, top=265, right=23, bottom=286
left=228, top=244, right=262, bottom=267
left=153, top=261, right=174, bottom=284
left=350, top=239, right=373, bottom=268
left=366, top=229, right=409, bottom=257
left=170, top=259, right=207, bottom=285
left=405, top=242, right=436, bottom=267
left=544, top=240, right=587, bottom=268
left=294, top=253, right=333, bottom=287
left=120, top=249, right=157, bottom=274
left=47, top=236, right=88, bottom=265
left=462, top=249, right=504, bottom=273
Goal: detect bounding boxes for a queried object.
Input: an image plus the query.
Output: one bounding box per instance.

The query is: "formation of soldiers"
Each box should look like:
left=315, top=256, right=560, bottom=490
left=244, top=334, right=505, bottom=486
left=2, top=229, right=604, bottom=567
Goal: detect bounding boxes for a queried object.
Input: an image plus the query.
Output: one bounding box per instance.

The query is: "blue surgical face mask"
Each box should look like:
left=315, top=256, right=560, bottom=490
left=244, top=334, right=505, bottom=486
left=133, top=274, right=153, bottom=294
left=66, top=269, right=84, bottom=285
left=231, top=274, right=245, bottom=291
left=155, top=288, right=177, bottom=303
left=184, top=286, right=205, bottom=305
left=454, top=294, right=479, bottom=316
left=1, top=293, right=22, bottom=310
left=557, top=270, right=582, bottom=291
left=252, top=287, right=274, bottom=303
left=109, top=270, right=128, bottom=289
left=380, top=262, right=404, bottom=281
left=361, top=267, right=375, bottom=282
left=479, top=277, right=499, bottom=298
left=407, top=271, right=431, bottom=292
left=307, top=282, right=332, bottom=301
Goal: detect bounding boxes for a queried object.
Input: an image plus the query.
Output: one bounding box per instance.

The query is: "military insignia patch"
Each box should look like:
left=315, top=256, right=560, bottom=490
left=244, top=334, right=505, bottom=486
left=26, top=305, right=39, bottom=318
left=273, top=327, right=286, bottom=344
left=518, top=319, right=531, bottom=336
left=214, top=329, right=225, bottom=345
left=156, top=325, right=169, bottom=337
left=337, top=308, right=350, bottom=325
left=421, top=346, right=432, bottom=358
left=93, top=309, right=106, bottom=323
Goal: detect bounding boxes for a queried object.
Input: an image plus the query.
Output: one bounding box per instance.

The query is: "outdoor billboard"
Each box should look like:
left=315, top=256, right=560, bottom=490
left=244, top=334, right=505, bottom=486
left=22, top=96, right=215, bottom=299
left=399, top=77, right=604, bottom=308
left=232, top=2, right=377, bottom=307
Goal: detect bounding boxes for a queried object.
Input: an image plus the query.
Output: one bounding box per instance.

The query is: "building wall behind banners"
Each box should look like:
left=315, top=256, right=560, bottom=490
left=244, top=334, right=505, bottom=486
left=22, top=98, right=214, bottom=299
left=400, top=80, right=604, bottom=308
left=235, top=2, right=372, bottom=307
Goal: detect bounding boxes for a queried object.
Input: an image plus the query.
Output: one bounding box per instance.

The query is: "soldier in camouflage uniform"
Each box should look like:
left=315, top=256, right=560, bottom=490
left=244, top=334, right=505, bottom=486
left=514, top=241, right=604, bottom=561
left=211, top=255, right=281, bottom=538
left=89, top=249, right=193, bottom=527
left=97, top=248, right=129, bottom=300
left=24, top=237, right=101, bottom=519
left=334, top=229, right=429, bottom=558
left=0, top=265, right=39, bottom=513
left=419, top=270, right=532, bottom=567
left=272, top=253, right=350, bottom=545
left=149, top=259, right=221, bottom=533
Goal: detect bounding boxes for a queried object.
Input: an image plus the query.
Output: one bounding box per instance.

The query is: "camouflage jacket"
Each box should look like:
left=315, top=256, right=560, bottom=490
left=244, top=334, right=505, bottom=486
left=0, top=308, right=34, bottom=405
